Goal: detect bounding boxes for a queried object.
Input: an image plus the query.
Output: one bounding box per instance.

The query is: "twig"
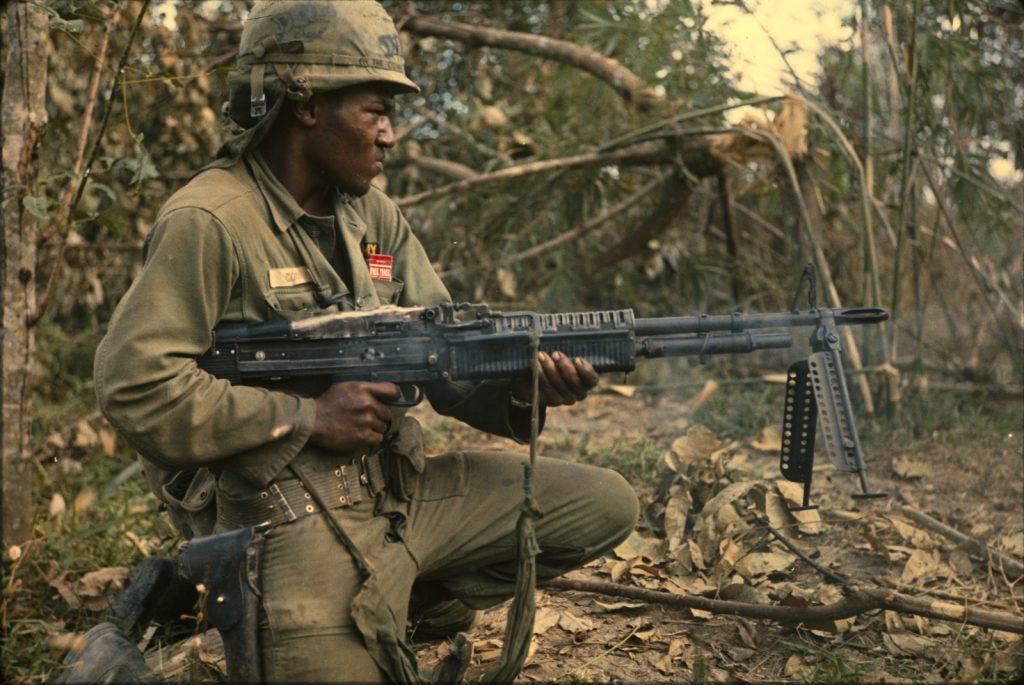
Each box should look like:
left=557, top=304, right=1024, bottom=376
left=396, top=141, right=671, bottom=207
left=30, top=1, right=151, bottom=327
left=586, top=173, right=692, bottom=274
left=759, top=519, right=851, bottom=587
left=540, top=577, right=1024, bottom=634
left=402, top=152, right=478, bottom=181
left=566, top=624, right=640, bottom=678
left=508, top=172, right=669, bottom=263
left=899, top=507, right=1024, bottom=578
left=396, top=7, right=661, bottom=109
left=38, top=8, right=115, bottom=245
left=717, top=169, right=742, bottom=302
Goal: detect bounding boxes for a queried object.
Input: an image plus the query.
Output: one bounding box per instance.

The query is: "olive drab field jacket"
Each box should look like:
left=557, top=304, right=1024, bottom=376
left=95, top=151, right=533, bottom=522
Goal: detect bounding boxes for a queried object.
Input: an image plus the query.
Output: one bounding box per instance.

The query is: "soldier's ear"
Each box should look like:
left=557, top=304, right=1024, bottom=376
left=291, top=97, right=319, bottom=128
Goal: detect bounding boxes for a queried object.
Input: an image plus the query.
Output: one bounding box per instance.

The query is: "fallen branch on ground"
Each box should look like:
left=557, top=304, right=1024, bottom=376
left=540, top=577, right=1024, bottom=634
left=900, top=506, right=1024, bottom=578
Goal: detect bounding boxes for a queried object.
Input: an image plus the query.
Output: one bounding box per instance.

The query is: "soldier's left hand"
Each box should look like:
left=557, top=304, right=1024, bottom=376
left=511, top=352, right=600, bottom=407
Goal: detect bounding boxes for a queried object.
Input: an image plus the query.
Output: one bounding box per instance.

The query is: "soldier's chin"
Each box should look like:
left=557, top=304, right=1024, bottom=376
left=340, top=181, right=373, bottom=197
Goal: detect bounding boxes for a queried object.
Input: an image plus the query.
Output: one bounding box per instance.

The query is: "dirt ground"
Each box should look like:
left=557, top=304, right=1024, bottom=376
left=406, top=387, right=1024, bottom=683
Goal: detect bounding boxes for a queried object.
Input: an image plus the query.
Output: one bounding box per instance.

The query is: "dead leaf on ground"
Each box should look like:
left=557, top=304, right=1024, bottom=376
left=664, top=482, right=693, bottom=551
left=49, top=571, right=79, bottom=608
left=593, top=600, right=646, bottom=612
left=606, top=384, right=636, bottom=398
left=664, top=424, right=723, bottom=472
left=882, top=630, right=935, bottom=657
left=474, top=638, right=503, bottom=663
left=667, top=637, right=690, bottom=657
left=949, top=549, right=974, bottom=576
left=74, top=420, right=99, bottom=449
left=612, top=531, right=663, bottom=563
left=719, top=583, right=769, bottom=605
left=750, top=425, right=781, bottom=452
left=557, top=611, right=594, bottom=634
left=765, top=489, right=795, bottom=531
left=98, top=429, right=117, bottom=458
left=900, top=549, right=941, bottom=584
left=73, top=487, right=96, bottom=513
left=995, top=531, right=1024, bottom=557
left=893, top=456, right=930, bottom=479
left=784, top=654, right=810, bottom=679
left=775, top=480, right=823, bottom=534
left=77, top=566, right=129, bottom=612
left=533, top=606, right=559, bottom=634
left=653, top=653, right=675, bottom=675
left=887, top=516, right=938, bottom=549
left=733, top=551, right=796, bottom=579
left=49, top=493, right=67, bottom=519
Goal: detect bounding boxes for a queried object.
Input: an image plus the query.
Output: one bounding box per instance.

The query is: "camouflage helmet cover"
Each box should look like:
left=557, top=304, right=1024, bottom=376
left=227, top=0, right=418, bottom=129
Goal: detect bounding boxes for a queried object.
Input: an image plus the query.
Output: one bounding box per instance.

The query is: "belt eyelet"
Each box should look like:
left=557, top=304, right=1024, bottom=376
left=305, top=504, right=315, bottom=513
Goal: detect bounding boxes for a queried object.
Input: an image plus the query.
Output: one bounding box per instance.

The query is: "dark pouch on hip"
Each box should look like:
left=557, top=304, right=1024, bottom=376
left=178, top=524, right=268, bottom=683
left=385, top=416, right=426, bottom=501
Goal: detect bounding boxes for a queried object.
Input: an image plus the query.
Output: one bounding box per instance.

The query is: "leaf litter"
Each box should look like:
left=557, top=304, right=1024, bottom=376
left=77, top=392, right=1022, bottom=683
left=407, top=393, right=1024, bottom=683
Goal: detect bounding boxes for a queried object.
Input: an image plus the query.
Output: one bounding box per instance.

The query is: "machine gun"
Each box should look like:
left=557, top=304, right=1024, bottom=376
left=197, top=287, right=889, bottom=506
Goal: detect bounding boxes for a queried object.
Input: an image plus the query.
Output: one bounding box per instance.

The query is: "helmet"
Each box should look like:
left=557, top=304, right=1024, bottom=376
left=226, top=1, right=418, bottom=130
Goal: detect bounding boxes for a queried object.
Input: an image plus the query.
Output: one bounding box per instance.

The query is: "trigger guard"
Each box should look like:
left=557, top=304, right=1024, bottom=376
left=387, top=385, right=423, bottom=408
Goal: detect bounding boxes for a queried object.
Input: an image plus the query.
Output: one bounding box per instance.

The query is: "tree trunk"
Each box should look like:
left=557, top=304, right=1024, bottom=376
left=2, top=2, right=49, bottom=550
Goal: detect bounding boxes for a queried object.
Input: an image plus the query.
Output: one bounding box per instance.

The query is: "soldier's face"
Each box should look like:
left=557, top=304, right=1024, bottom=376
left=310, top=83, right=397, bottom=196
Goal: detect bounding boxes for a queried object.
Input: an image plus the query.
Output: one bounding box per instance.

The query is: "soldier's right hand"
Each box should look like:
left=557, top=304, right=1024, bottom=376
left=309, top=381, right=401, bottom=452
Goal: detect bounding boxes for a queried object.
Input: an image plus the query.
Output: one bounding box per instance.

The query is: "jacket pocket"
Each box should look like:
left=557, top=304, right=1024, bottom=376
left=262, top=284, right=324, bottom=321
left=371, top=278, right=404, bottom=305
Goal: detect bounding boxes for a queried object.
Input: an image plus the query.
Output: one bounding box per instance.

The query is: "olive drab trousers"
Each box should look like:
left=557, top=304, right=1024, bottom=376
left=253, top=451, right=638, bottom=682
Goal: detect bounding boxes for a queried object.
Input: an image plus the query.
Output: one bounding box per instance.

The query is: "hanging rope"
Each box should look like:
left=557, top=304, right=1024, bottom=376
left=481, top=328, right=544, bottom=683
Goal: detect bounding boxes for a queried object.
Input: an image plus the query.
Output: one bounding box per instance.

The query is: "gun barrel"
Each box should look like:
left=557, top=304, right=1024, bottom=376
left=634, top=307, right=888, bottom=337
left=637, top=332, right=793, bottom=358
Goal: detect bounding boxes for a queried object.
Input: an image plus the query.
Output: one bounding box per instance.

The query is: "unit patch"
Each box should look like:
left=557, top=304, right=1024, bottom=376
left=368, top=254, right=393, bottom=281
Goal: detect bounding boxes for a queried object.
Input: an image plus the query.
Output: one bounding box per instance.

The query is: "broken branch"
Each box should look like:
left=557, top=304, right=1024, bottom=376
left=396, top=141, right=673, bottom=207
left=396, top=8, right=661, bottom=109
left=900, top=506, right=1024, bottom=578
left=540, top=577, right=1024, bottom=634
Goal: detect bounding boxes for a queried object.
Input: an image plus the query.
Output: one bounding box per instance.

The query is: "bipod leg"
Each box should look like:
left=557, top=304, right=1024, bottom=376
left=807, top=349, right=888, bottom=500
left=780, top=360, right=819, bottom=511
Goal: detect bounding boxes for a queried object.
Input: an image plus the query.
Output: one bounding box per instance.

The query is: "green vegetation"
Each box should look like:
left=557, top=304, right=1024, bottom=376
left=3, top=0, right=1021, bottom=682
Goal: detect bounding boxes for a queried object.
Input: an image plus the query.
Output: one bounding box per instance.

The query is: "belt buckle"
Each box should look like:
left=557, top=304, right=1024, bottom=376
left=335, top=464, right=362, bottom=507
left=268, top=483, right=297, bottom=523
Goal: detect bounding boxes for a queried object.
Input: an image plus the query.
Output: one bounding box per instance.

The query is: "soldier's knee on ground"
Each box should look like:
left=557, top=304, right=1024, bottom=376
left=599, top=467, right=641, bottom=546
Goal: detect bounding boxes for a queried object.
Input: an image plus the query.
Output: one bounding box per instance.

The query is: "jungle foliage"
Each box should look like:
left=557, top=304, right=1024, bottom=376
left=1, top=0, right=1022, bottom=681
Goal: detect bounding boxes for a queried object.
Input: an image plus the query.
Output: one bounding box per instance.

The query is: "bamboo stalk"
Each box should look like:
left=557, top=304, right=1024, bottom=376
left=888, top=0, right=921, bottom=366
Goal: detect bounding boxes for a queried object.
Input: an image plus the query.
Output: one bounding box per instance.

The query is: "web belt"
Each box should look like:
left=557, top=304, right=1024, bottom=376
left=217, top=452, right=387, bottom=530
